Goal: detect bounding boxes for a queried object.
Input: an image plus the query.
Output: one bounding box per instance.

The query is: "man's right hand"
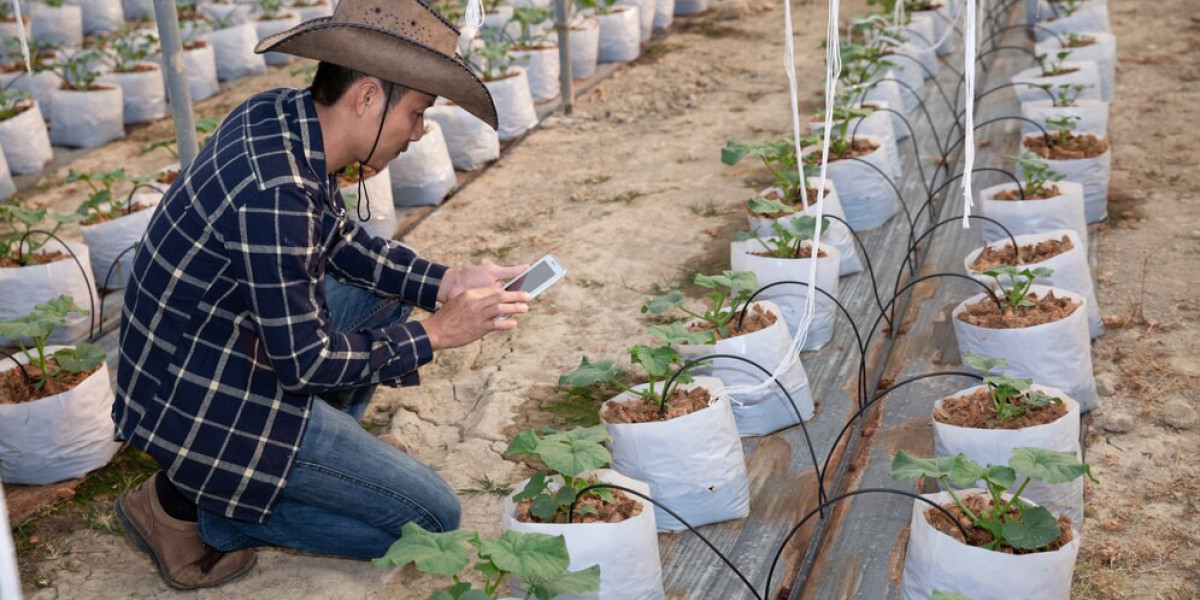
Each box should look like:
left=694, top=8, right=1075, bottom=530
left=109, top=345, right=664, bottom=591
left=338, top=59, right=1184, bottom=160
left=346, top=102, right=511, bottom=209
left=421, top=287, right=530, bottom=350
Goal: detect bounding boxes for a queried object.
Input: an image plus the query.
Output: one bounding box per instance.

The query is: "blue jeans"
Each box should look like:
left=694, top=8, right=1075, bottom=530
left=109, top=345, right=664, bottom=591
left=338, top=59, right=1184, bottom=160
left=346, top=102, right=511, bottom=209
left=197, top=278, right=461, bottom=559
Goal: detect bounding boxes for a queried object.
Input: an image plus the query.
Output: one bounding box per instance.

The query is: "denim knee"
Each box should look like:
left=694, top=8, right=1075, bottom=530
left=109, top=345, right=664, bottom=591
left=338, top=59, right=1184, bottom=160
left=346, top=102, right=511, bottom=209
left=426, top=480, right=462, bottom=532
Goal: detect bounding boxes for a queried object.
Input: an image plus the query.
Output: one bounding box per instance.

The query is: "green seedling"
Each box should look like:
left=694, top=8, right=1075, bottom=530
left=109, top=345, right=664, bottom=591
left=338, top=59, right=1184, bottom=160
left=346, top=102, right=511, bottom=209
left=642, top=270, right=759, bottom=342
left=141, top=116, right=221, bottom=158
left=1034, top=50, right=1072, bottom=77
left=1049, top=0, right=1081, bottom=17
left=891, top=447, right=1097, bottom=551
left=575, top=0, right=621, bottom=16
left=1035, top=82, right=1089, bottom=107
left=560, top=344, right=698, bottom=410
left=721, top=139, right=817, bottom=203
left=980, top=264, right=1054, bottom=313
left=67, top=169, right=131, bottom=224
left=1043, top=114, right=1079, bottom=148
left=0, top=88, right=31, bottom=121
left=836, top=41, right=895, bottom=89
left=1064, top=33, right=1094, bottom=48
left=0, top=198, right=84, bottom=264
left=53, top=49, right=107, bottom=91
left=813, top=102, right=875, bottom=157
left=961, top=352, right=1063, bottom=422
left=504, top=425, right=616, bottom=523
left=510, top=6, right=552, bottom=48
left=104, top=27, right=159, bottom=73
left=374, top=522, right=600, bottom=600
left=737, top=215, right=831, bottom=260
left=255, top=0, right=287, bottom=19
left=0, top=296, right=104, bottom=390
left=1007, top=152, right=1064, bottom=198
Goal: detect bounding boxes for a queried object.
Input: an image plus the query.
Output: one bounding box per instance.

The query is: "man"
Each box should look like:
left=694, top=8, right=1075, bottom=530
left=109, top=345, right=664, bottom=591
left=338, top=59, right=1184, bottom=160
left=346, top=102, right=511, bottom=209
left=111, top=0, right=527, bottom=589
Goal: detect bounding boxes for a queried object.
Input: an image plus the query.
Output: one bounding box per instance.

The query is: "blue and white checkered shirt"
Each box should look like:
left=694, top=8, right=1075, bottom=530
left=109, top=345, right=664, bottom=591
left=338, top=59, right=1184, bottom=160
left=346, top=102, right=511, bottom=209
left=113, top=88, right=446, bottom=523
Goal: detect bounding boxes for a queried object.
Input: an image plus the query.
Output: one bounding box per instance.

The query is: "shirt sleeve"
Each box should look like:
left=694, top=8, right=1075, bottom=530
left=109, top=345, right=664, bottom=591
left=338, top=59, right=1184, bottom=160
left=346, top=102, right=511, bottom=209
left=226, top=186, right=434, bottom=394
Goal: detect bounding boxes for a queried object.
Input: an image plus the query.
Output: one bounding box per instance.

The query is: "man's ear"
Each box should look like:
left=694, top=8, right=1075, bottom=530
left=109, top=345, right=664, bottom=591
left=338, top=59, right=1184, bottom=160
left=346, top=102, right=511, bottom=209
left=350, top=77, right=384, bottom=117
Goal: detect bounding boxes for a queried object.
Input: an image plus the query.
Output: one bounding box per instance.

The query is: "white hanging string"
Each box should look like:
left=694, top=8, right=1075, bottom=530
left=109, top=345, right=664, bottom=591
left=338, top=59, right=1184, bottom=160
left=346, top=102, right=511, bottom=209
left=894, top=0, right=961, bottom=56
left=893, top=0, right=906, bottom=27
left=11, top=0, right=31, bottom=74
left=464, top=0, right=486, bottom=29
left=960, top=0, right=978, bottom=226
left=784, top=0, right=809, bottom=204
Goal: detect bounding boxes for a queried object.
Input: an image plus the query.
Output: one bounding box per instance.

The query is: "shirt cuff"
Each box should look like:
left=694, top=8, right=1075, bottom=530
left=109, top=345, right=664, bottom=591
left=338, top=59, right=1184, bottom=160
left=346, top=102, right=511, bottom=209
left=381, top=321, right=435, bottom=387
left=403, top=259, right=448, bottom=312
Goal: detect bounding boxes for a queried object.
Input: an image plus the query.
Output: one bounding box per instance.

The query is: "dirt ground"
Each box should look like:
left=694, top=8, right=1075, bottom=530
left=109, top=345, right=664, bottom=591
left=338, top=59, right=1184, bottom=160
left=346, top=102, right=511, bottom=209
left=9, top=0, right=1200, bottom=598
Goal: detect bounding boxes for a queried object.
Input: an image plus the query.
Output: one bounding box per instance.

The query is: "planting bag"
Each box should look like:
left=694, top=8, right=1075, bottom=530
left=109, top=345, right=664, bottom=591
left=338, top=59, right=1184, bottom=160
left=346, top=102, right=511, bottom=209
left=1036, top=33, right=1117, bottom=101
left=66, top=0, right=123, bottom=34
left=80, top=195, right=160, bottom=291
left=1020, top=99, right=1109, bottom=138
left=1036, top=2, right=1110, bottom=40
left=0, top=479, right=17, bottom=600
left=1018, top=134, right=1111, bottom=223
left=0, top=348, right=120, bottom=485
left=339, top=171, right=397, bottom=241
left=0, top=241, right=99, bottom=345
left=124, top=0, right=156, bottom=20
left=933, top=385, right=1084, bottom=525
left=210, top=24, right=269, bottom=81
left=730, top=240, right=841, bottom=351
left=673, top=0, right=709, bottom=16
left=901, top=490, right=1080, bottom=600
left=1010, top=61, right=1103, bottom=105
left=618, top=0, right=656, bottom=41
left=201, top=2, right=253, bottom=25
left=746, top=183, right=863, bottom=276
left=952, top=285, right=1098, bottom=411
left=510, top=47, right=561, bottom=103
left=183, top=44, right=221, bottom=102
left=0, top=20, right=30, bottom=59
left=503, top=469, right=664, bottom=600
left=425, top=103, right=500, bottom=171
left=977, top=181, right=1088, bottom=248
left=803, top=136, right=898, bottom=230
left=0, top=70, right=62, bottom=122
left=388, top=121, right=456, bottom=207
left=29, top=3, right=83, bottom=47
left=903, top=14, right=939, bottom=75
left=256, top=14, right=304, bottom=66
left=602, top=377, right=749, bottom=531
left=102, top=66, right=169, bottom=124
left=295, top=3, right=335, bottom=21
left=50, top=87, right=125, bottom=149
left=653, top=0, right=674, bottom=30
left=965, top=229, right=1103, bottom=337
left=812, top=109, right=901, bottom=180
left=486, top=67, right=539, bottom=141
left=857, top=76, right=905, bottom=136
left=597, top=7, right=640, bottom=63
left=0, top=149, right=13, bottom=200
left=0, top=101, right=54, bottom=174
left=569, top=19, right=601, bottom=79
left=675, top=302, right=815, bottom=436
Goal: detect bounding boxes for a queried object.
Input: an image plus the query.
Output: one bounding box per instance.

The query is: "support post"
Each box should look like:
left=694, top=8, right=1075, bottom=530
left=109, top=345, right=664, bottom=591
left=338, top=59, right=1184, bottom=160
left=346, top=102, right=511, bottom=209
left=554, top=0, right=574, bottom=114
left=153, top=0, right=200, bottom=167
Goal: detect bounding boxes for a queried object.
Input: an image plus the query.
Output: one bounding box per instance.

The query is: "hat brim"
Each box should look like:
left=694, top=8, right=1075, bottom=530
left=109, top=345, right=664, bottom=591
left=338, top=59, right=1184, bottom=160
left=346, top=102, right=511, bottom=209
left=255, top=19, right=498, bottom=130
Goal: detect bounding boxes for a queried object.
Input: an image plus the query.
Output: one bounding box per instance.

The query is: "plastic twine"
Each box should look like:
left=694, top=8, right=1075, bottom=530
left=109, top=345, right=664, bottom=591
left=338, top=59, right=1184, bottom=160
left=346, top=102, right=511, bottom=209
left=464, top=0, right=486, bottom=29
left=894, top=0, right=906, bottom=25
left=783, top=0, right=808, bottom=203
left=11, top=0, right=30, bottom=74
left=960, top=0, right=978, bottom=226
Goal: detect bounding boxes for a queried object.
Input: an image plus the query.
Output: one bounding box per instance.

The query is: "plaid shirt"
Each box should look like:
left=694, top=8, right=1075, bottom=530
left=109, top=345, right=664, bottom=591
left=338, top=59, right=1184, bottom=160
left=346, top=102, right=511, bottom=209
left=114, top=88, right=446, bottom=524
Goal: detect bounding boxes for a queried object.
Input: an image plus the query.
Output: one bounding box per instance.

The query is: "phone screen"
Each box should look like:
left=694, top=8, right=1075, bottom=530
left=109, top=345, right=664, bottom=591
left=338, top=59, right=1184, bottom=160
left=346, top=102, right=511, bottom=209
left=504, top=261, right=558, bottom=294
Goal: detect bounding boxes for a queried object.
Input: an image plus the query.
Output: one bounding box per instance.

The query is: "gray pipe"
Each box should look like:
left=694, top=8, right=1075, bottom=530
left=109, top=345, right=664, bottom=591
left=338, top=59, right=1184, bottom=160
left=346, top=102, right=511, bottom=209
left=554, top=0, right=573, bottom=114
left=153, top=0, right=200, bottom=167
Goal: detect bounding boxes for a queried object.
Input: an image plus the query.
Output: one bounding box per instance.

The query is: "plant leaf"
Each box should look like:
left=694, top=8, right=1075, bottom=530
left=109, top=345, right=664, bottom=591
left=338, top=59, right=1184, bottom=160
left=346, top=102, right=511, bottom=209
left=641, top=290, right=686, bottom=315
left=629, top=345, right=679, bottom=379
left=529, top=565, right=602, bottom=600
left=512, top=472, right=549, bottom=503
left=748, top=196, right=793, bottom=215
left=53, top=343, right=105, bottom=373
left=371, top=522, right=475, bottom=576
left=1009, top=447, right=1096, bottom=484
left=557, top=356, right=622, bottom=389
left=648, top=322, right=714, bottom=346
left=891, top=451, right=969, bottom=482
left=505, top=428, right=541, bottom=457
left=530, top=492, right=560, bottom=521
left=962, top=351, right=1006, bottom=374
left=535, top=428, right=611, bottom=477
left=1000, top=505, right=1062, bottom=550
left=478, top=530, right=570, bottom=583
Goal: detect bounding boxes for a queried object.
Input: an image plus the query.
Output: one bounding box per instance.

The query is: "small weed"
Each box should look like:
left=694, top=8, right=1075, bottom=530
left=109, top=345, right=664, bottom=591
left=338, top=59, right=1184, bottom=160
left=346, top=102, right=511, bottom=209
left=680, top=20, right=748, bottom=39
left=576, top=174, right=611, bottom=186
left=689, top=200, right=721, bottom=217
left=596, top=190, right=644, bottom=204
left=634, top=42, right=675, bottom=65
left=492, top=217, right=530, bottom=233
left=746, top=91, right=766, bottom=103
left=576, top=278, right=605, bottom=289
left=458, top=475, right=513, bottom=498
left=471, top=244, right=518, bottom=261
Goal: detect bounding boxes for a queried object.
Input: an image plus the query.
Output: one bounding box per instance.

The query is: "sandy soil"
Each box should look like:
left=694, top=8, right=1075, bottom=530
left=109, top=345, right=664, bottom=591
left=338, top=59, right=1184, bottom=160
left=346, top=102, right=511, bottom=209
left=9, top=0, right=1200, bottom=598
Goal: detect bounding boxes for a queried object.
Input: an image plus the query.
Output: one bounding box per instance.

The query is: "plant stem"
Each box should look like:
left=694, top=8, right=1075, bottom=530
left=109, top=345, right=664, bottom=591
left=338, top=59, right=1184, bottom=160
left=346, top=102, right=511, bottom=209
left=940, top=477, right=980, bottom=523
left=999, top=476, right=1032, bottom=516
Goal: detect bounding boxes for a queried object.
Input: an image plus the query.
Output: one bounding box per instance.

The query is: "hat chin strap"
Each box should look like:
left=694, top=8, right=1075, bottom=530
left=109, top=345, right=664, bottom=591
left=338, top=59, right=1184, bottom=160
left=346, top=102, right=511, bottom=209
left=355, top=82, right=394, bottom=224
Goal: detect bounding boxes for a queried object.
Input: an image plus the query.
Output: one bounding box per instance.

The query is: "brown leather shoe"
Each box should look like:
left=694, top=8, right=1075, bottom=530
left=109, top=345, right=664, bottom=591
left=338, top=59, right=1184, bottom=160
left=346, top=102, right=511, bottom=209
left=115, top=476, right=257, bottom=590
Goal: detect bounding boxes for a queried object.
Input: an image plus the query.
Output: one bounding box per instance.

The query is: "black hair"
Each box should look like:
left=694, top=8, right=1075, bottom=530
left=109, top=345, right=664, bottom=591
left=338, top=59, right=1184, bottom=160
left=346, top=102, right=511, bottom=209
left=310, top=61, right=408, bottom=108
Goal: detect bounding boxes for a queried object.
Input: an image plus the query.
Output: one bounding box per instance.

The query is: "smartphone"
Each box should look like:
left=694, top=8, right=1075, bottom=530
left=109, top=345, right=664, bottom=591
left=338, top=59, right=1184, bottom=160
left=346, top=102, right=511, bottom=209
left=497, top=254, right=565, bottom=319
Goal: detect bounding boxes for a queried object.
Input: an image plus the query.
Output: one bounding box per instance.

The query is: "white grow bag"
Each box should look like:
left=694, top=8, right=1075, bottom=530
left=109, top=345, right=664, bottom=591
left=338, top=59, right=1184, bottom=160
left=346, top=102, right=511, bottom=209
left=730, top=240, right=841, bottom=351
left=802, top=136, right=898, bottom=231
left=0, top=19, right=29, bottom=59
left=425, top=103, right=499, bottom=171
left=210, top=24, right=269, bottom=81
left=812, top=109, right=902, bottom=181
left=201, top=2, right=254, bottom=25
left=0, top=149, right=13, bottom=200
left=653, top=0, right=674, bottom=29
left=80, top=195, right=160, bottom=291
left=903, top=14, right=939, bottom=76
left=1020, top=99, right=1109, bottom=138
left=602, top=377, right=749, bottom=531
left=977, top=181, right=1088, bottom=248
left=619, top=0, right=656, bottom=41
left=503, top=469, right=664, bottom=600
left=0, top=69, right=61, bottom=122
left=1010, top=61, right=1103, bottom=105
left=746, top=182, right=863, bottom=276
left=675, top=302, right=815, bottom=436
left=183, top=43, right=221, bottom=102
left=1036, top=1, right=1110, bottom=40
left=1019, top=133, right=1111, bottom=224
left=965, top=228, right=1102, bottom=337
left=952, top=285, right=1098, bottom=411
left=101, top=65, right=169, bottom=124
left=1036, top=33, right=1117, bottom=101
left=339, top=168, right=396, bottom=240
left=900, top=490, right=1079, bottom=600
left=673, top=0, right=708, bottom=16
left=50, top=86, right=125, bottom=148
left=66, top=0, right=123, bottom=35
left=256, top=14, right=303, bottom=65
left=0, top=347, right=120, bottom=485
left=124, top=0, right=156, bottom=20
left=933, top=385, right=1084, bottom=525
left=388, top=121, right=456, bottom=207
left=0, top=240, right=98, bottom=345
left=510, top=46, right=561, bottom=103
left=0, top=101, right=52, bottom=174
left=597, top=7, right=640, bottom=63
left=485, top=67, right=539, bottom=142
left=294, top=1, right=334, bottom=21
left=30, top=2, right=83, bottom=47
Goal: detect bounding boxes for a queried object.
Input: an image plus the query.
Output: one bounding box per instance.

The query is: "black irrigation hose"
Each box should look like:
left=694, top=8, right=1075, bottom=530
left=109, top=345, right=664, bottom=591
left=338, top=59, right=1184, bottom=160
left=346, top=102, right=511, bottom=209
left=764, top=488, right=971, bottom=598
left=876, top=52, right=953, bottom=135
left=980, top=23, right=1066, bottom=51
left=850, top=107, right=934, bottom=203
left=915, top=166, right=1026, bottom=234
left=834, top=156, right=918, bottom=253
left=852, top=76, right=954, bottom=140
left=826, top=214, right=888, bottom=331
left=954, top=81, right=1057, bottom=128
left=898, top=215, right=1021, bottom=292
left=568, top=483, right=764, bottom=600
left=94, top=243, right=140, bottom=338
left=0, top=348, right=32, bottom=384
left=860, top=273, right=1001, bottom=357
left=124, top=182, right=164, bottom=212
left=660, top=354, right=827, bottom=510
left=940, top=116, right=1052, bottom=170
left=950, top=45, right=1041, bottom=116
left=17, top=230, right=99, bottom=339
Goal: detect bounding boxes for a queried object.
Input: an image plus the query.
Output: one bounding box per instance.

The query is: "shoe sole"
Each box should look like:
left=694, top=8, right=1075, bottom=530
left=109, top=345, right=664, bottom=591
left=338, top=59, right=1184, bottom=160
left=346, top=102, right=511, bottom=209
left=115, top=496, right=257, bottom=590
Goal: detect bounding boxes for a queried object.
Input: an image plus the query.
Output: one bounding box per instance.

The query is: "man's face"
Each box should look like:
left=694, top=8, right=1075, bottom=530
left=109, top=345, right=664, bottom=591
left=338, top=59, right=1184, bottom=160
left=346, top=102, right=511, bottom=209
left=362, top=87, right=438, bottom=172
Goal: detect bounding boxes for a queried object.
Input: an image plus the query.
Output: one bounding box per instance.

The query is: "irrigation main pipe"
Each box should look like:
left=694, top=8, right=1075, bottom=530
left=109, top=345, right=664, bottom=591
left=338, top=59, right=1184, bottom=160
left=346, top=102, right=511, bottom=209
left=153, top=0, right=200, bottom=167
left=554, top=0, right=574, bottom=114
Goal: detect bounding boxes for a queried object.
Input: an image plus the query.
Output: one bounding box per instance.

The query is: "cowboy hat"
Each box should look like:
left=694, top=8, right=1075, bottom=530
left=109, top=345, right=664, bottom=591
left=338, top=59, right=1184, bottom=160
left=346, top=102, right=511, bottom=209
left=254, top=0, right=498, bottom=129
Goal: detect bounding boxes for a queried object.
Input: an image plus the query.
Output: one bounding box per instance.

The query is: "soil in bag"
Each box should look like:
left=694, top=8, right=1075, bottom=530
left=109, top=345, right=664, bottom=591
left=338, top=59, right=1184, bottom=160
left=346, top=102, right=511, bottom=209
left=825, top=138, right=879, bottom=161
left=933, top=388, right=1068, bottom=429
left=1024, top=133, right=1110, bottom=160
left=969, top=235, right=1075, bottom=270
left=956, top=292, right=1080, bottom=329
left=0, top=251, right=68, bottom=268
left=991, top=183, right=1062, bottom=201
left=515, top=479, right=645, bottom=524
left=750, top=245, right=828, bottom=259
left=927, top=494, right=1074, bottom=554
left=1, top=358, right=99, bottom=404
left=750, top=187, right=827, bottom=218
left=687, top=304, right=777, bottom=339
left=158, top=170, right=180, bottom=186
left=81, top=202, right=152, bottom=226
left=602, top=387, right=711, bottom=424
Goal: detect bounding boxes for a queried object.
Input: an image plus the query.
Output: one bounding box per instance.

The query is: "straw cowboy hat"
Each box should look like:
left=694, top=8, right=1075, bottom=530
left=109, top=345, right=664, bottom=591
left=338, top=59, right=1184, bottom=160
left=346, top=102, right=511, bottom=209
left=255, top=0, right=498, bottom=129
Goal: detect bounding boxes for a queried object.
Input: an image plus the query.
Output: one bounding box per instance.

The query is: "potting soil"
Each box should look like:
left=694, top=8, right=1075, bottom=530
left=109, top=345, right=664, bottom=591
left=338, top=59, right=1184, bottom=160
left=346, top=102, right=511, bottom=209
left=956, top=292, right=1080, bottom=328
left=968, top=234, right=1075, bottom=270
left=933, top=387, right=1069, bottom=429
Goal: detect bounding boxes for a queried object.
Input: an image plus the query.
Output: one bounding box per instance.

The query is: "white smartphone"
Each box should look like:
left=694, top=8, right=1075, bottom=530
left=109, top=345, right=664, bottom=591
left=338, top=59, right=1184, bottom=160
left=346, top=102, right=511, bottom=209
left=496, top=254, right=565, bottom=319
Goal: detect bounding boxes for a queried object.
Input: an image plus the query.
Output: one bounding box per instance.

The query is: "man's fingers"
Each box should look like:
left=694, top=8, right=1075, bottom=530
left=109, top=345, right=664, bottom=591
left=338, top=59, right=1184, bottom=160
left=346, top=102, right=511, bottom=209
left=491, top=317, right=519, bottom=331
left=491, top=302, right=530, bottom=318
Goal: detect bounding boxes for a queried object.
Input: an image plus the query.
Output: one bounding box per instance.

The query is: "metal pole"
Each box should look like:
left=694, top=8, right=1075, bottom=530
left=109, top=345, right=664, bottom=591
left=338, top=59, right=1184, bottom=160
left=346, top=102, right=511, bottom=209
left=153, top=0, right=200, bottom=167
left=554, top=0, right=573, bottom=114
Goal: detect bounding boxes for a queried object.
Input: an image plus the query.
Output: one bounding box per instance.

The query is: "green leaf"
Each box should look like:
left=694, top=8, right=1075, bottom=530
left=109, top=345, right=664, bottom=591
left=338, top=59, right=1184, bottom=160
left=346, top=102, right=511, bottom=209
left=505, top=428, right=541, bottom=457
left=535, top=429, right=611, bottom=477
left=53, top=343, right=105, bottom=373
left=371, top=522, right=475, bottom=576
left=945, top=455, right=987, bottom=489
left=720, top=140, right=752, bottom=165
left=530, top=492, right=560, bottom=521
left=558, top=357, right=622, bottom=389
left=748, top=196, right=794, bottom=216
left=1023, top=389, right=1062, bottom=407
left=478, top=530, right=570, bottom=582
left=1009, top=447, right=1097, bottom=484
left=641, top=290, right=686, bottom=315
left=35, top=295, right=85, bottom=321
left=962, top=351, right=1006, bottom=374
left=890, top=451, right=961, bottom=482
left=0, top=314, right=52, bottom=342
left=1000, top=505, right=1062, bottom=550
left=981, top=465, right=1016, bottom=490
left=629, top=345, right=679, bottom=379
left=529, top=565, right=602, bottom=600
left=428, top=582, right=490, bottom=600
left=648, top=322, right=714, bottom=346
left=512, top=472, right=549, bottom=503
left=931, top=591, right=975, bottom=600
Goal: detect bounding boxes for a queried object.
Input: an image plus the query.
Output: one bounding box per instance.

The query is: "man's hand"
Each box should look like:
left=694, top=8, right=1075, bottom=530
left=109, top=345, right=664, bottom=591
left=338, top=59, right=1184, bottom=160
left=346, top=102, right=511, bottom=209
left=437, top=264, right=529, bottom=303
left=422, top=288, right=530, bottom=350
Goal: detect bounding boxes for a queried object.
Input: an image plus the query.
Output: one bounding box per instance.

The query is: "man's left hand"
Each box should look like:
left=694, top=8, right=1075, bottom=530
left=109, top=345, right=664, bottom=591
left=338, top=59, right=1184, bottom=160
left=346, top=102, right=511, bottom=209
left=438, top=263, right=529, bottom=303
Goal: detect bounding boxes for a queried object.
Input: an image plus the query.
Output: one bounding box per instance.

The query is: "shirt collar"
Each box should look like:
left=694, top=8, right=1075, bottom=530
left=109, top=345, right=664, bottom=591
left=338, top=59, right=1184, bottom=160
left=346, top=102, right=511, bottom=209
left=294, top=89, right=341, bottom=196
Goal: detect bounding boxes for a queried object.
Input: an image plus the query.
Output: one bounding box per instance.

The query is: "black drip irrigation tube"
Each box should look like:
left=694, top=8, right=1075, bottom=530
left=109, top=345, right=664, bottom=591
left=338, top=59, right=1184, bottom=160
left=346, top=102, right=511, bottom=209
left=824, top=214, right=887, bottom=330
left=980, top=22, right=1066, bottom=51
left=897, top=215, right=1021, bottom=293
left=950, top=45, right=1041, bottom=116
left=94, top=243, right=140, bottom=338
left=860, top=272, right=1000, bottom=351
left=17, top=230, right=100, bottom=339
left=940, top=115, right=1053, bottom=170
left=829, top=156, right=919, bottom=256
left=953, top=81, right=1058, bottom=131
left=913, top=167, right=1026, bottom=235
left=0, top=348, right=32, bottom=384
left=851, top=77, right=954, bottom=149
left=850, top=108, right=935, bottom=203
